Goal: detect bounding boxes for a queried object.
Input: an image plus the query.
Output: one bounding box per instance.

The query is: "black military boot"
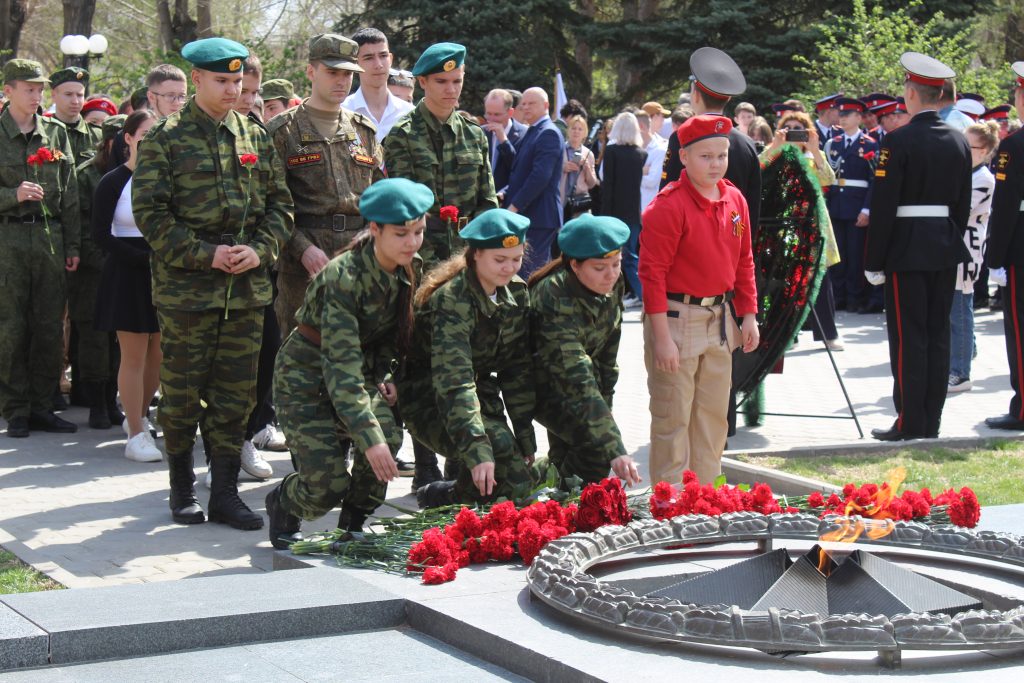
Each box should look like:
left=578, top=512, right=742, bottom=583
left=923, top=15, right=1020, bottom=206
left=208, top=456, right=264, bottom=530
left=28, top=411, right=77, bottom=433
left=337, top=505, right=368, bottom=532
left=416, top=480, right=458, bottom=509
left=168, top=452, right=205, bottom=524
left=411, top=440, right=442, bottom=490
left=86, top=382, right=112, bottom=430
left=52, top=386, right=69, bottom=412
left=265, top=484, right=302, bottom=550
left=6, top=416, right=29, bottom=438
left=104, top=382, right=125, bottom=427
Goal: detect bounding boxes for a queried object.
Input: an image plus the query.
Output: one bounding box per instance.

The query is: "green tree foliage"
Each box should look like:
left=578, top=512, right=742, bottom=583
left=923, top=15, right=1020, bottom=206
left=796, top=0, right=1012, bottom=107
left=341, top=0, right=584, bottom=114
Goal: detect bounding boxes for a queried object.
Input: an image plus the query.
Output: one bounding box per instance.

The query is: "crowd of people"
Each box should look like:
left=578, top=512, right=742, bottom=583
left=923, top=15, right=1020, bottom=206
left=3, top=28, right=1024, bottom=550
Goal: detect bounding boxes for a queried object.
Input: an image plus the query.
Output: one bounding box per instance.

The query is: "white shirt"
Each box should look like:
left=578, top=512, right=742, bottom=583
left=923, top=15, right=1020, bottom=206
left=342, top=88, right=414, bottom=142
left=959, top=165, right=995, bottom=292
left=640, top=133, right=668, bottom=210
left=112, top=176, right=143, bottom=238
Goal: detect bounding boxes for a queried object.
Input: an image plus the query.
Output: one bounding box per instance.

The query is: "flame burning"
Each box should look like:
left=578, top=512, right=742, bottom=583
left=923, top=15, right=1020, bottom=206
left=815, top=468, right=905, bottom=574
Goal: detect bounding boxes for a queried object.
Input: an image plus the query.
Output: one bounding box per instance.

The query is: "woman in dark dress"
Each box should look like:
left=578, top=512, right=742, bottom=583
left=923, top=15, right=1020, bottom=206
left=93, top=109, right=162, bottom=463
left=600, top=111, right=648, bottom=307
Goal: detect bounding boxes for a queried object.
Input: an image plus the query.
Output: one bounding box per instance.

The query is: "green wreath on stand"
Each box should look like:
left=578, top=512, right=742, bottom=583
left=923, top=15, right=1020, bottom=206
left=734, top=144, right=832, bottom=425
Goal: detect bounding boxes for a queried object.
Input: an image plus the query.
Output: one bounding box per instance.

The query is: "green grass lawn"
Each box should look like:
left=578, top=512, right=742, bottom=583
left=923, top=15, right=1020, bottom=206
left=735, top=439, right=1024, bottom=506
left=0, top=548, right=62, bottom=594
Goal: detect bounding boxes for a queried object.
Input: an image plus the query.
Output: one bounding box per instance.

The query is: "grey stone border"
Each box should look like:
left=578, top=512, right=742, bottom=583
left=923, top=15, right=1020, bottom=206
left=527, top=512, right=1024, bottom=661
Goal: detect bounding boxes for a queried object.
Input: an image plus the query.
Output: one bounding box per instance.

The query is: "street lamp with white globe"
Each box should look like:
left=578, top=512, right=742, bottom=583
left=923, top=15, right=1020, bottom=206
left=59, top=33, right=108, bottom=69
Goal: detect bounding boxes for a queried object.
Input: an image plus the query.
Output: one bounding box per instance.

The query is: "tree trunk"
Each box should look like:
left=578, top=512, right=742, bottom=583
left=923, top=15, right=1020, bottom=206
left=197, top=0, right=213, bottom=38
left=172, top=0, right=198, bottom=48
left=0, top=0, right=30, bottom=58
left=157, top=0, right=175, bottom=52
left=62, top=0, right=97, bottom=68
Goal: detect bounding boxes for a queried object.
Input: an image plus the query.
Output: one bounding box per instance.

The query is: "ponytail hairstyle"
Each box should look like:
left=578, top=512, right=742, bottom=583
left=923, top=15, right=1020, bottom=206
left=415, top=248, right=474, bottom=308
left=966, top=120, right=1000, bottom=162
left=527, top=255, right=567, bottom=287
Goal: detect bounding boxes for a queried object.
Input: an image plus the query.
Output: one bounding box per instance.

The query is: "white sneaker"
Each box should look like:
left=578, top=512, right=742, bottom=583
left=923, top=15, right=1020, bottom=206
left=240, top=440, right=273, bottom=479
left=252, top=424, right=287, bottom=451
left=204, top=468, right=212, bottom=488
left=122, top=417, right=158, bottom=439
left=622, top=295, right=642, bottom=309
left=125, top=432, right=162, bottom=462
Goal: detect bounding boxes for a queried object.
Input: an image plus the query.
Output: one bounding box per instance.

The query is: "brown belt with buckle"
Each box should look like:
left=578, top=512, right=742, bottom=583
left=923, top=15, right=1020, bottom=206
left=296, top=323, right=321, bottom=346
left=0, top=214, right=43, bottom=224
left=294, top=214, right=365, bottom=232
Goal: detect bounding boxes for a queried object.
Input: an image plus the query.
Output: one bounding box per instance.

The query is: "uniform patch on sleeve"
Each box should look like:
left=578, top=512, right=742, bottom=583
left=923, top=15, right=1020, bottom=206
left=874, top=169, right=886, bottom=177
left=998, top=151, right=1010, bottom=172
left=287, top=152, right=323, bottom=167
left=878, top=148, right=890, bottom=168
left=996, top=172, right=1007, bottom=181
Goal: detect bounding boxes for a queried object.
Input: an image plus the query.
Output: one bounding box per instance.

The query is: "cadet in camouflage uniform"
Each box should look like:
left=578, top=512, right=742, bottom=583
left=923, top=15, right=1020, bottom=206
left=265, top=178, right=430, bottom=548
left=268, top=33, right=383, bottom=338
left=133, top=38, right=293, bottom=529
left=529, top=215, right=641, bottom=487
left=49, top=67, right=116, bottom=428
left=383, top=42, right=497, bottom=268
left=0, top=59, right=80, bottom=438
left=401, top=210, right=538, bottom=506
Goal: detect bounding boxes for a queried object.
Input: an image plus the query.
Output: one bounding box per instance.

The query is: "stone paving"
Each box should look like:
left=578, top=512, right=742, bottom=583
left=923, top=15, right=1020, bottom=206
left=1, top=306, right=1021, bottom=589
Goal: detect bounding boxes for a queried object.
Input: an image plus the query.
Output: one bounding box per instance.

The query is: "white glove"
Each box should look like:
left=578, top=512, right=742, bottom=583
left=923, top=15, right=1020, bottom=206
left=864, top=270, right=886, bottom=286
left=991, top=268, right=1008, bottom=287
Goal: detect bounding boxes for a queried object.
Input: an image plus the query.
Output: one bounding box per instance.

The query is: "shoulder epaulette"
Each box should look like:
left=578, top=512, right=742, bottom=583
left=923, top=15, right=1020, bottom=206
left=350, top=111, right=378, bottom=133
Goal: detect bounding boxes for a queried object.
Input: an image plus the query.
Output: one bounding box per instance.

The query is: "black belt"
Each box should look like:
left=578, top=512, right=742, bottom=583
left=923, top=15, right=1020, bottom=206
left=0, top=215, right=43, bottom=224
left=294, top=214, right=364, bottom=232
left=667, top=291, right=733, bottom=307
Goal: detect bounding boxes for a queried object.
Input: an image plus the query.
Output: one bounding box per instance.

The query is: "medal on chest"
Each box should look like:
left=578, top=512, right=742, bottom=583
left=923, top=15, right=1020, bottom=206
left=350, top=140, right=375, bottom=166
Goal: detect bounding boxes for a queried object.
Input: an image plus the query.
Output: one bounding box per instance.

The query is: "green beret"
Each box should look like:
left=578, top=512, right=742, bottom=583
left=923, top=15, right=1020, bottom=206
left=100, top=114, right=127, bottom=142
left=3, top=59, right=49, bottom=84
left=359, top=178, right=434, bottom=225
left=308, top=33, right=363, bottom=72
left=460, top=209, right=530, bottom=249
left=181, top=37, right=248, bottom=73
left=261, top=78, right=294, bottom=102
left=49, top=67, right=89, bottom=90
left=411, top=42, right=466, bottom=77
left=558, top=215, right=630, bottom=260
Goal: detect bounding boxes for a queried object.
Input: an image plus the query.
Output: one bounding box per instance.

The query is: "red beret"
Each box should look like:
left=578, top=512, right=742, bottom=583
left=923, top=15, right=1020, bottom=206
left=676, top=114, right=732, bottom=148
left=82, top=98, right=117, bottom=116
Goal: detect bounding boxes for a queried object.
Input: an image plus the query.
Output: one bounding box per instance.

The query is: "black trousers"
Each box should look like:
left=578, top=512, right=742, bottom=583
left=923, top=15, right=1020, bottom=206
left=884, top=269, right=956, bottom=437
left=1002, top=265, right=1024, bottom=419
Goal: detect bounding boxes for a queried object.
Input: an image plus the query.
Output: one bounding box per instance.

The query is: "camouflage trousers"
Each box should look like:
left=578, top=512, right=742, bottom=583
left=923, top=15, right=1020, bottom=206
left=155, top=306, right=261, bottom=459
left=273, top=331, right=401, bottom=520
left=273, top=268, right=312, bottom=342
left=545, top=432, right=612, bottom=486
left=402, top=380, right=535, bottom=504
left=68, top=266, right=112, bottom=382
left=535, top=386, right=624, bottom=486
left=0, top=227, right=67, bottom=420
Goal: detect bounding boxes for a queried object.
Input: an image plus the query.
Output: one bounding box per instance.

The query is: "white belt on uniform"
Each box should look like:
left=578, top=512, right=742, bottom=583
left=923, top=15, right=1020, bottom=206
left=895, top=205, right=950, bottom=218
left=837, top=178, right=869, bottom=188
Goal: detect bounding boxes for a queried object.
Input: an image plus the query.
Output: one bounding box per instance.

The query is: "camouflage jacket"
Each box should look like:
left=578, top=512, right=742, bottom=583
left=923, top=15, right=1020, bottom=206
left=61, top=116, right=101, bottom=167
left=133, top=98, right=293, bottom=311
left=401, top=270, right=535, bottom=468
left=0, top=109, right=80, bottom=258
left=295, top=240, right=419, bottom=453
left=74, top=158, right=104, bottom=269
left=383, top=100, right=497, bottom=265
left=268, top=102, right=383, bottom=273
left=531, top=267, right=625, bottom=464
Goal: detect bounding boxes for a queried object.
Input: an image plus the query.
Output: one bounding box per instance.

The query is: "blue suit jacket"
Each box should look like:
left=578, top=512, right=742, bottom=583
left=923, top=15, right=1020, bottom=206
left=487, top=119, right=527, bottom=194
left=503, top=117, right=565, bottom=230
left=824, top=131, right=879, bottom=221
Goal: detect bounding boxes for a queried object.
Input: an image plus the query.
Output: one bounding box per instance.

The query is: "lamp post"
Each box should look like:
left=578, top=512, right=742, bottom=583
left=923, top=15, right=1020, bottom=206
left=59, top=34, right=107, bottom=70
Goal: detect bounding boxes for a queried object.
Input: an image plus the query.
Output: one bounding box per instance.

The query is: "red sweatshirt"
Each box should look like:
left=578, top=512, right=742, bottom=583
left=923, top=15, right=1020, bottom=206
left=639, top=170, right=756, bottom=316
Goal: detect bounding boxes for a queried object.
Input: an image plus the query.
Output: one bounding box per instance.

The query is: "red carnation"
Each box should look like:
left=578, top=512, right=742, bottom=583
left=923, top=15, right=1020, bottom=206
left=947, top=487, right=980, bottom=528
left=454, top=506, right=483, bottom=538
left=239, top=153, right=259, bottom=166
left=807, top=491, right=825, bottom=508
left=439, top=205, right=459, bottom=223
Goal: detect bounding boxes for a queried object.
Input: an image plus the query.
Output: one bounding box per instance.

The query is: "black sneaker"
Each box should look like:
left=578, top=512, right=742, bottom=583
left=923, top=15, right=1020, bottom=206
left=396, top=457, right=416, bottom=477
left=6, top=416, right=29, bottom=438
left=947, top=375, right=972, bottom=393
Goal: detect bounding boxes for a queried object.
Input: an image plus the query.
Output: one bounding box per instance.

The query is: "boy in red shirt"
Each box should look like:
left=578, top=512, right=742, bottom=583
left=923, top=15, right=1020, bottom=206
left=640, top=114, right=759, bottom=485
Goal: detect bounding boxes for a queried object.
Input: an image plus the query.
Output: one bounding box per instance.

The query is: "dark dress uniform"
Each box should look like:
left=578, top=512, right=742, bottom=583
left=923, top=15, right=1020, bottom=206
left=865, top=110, right=972, bottom=439
left=824, top=129, right=879, bottom=309
left=984, top=105, right=1024, bottom=428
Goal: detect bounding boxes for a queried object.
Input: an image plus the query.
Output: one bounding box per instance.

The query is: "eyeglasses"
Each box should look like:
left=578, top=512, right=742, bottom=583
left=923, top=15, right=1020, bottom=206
left=969, top=145, right=989, bottom=150
left=152, top=92, right=187, bottom=103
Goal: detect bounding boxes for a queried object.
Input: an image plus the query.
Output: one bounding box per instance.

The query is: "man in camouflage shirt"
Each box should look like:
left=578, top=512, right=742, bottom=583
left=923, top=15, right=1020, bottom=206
left=268, top=33, right=383, bottom=338
left=133, top=38, right=293, bottom=530
left=383, top=42, right=497, bottom=268
left=49, top=67, right=115, bottom=427
left=0, top=59, right=80, bottom=438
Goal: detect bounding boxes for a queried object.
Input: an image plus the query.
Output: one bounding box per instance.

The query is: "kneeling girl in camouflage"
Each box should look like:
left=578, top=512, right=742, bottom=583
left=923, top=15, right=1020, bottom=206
left=265, top=178, right=430, bottom=549
left=528, top=214, right=641, bottom=488
left=402, top=210, right=538, bottom=506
